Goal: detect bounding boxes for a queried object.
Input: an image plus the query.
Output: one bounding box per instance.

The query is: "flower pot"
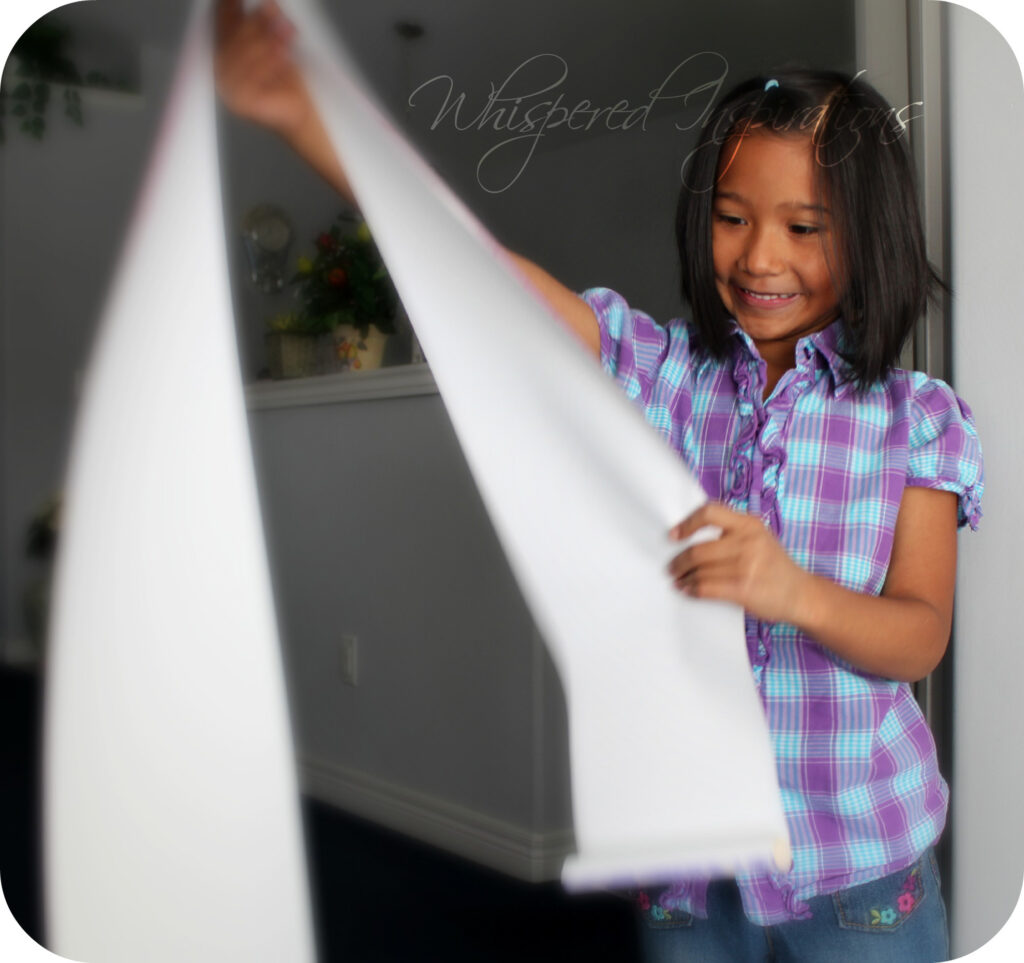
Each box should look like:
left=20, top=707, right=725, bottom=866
left=332, top=322, right=388, bottom=372
left=265, top=323, right=389, bottom=380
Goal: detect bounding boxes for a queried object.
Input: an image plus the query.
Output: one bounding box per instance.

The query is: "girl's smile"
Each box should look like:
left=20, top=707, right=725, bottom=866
left=732, top=287, right=801, bottom=308
left=712, top=131, right=842, bottom=385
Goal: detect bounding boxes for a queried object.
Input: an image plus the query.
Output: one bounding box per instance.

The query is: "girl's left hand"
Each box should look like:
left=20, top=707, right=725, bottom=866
left=668, top=502, right=811, bottom=624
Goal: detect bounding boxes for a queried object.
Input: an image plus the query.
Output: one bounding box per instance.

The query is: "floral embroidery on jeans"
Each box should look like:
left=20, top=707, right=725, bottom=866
left=869, top=867, right=921, bottom=926
left=634, top=888, right=687, bottom=926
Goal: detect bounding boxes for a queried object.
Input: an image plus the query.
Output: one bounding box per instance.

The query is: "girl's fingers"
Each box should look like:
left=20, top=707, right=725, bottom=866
left=215, top=0, right=245, bottom=42
left=218, top=28, right=291, bottom=99
left=670, top=549, right=737, bottom=587
left=257, top=0, right=295, bottom=42
left=670, top=501, right=739, bottom=540
left=667, top=537, right=736, bottom=579
left=669, top=504, right=710, bottom=540
left=218, top=1, right=290, bottom=62
left=239, top=34, right=290, bottom=80
left=675, top=572, right=737, bottom=600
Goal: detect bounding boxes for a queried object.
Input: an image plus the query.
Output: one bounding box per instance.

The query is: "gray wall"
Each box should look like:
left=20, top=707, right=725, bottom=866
left=248, top=395, right=572, bottom=835
left=946, top=4, right=1024, bottom=957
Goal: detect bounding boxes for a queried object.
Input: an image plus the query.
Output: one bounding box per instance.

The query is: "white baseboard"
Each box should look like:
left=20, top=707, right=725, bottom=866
left=299, top=753, right=574, bottom=882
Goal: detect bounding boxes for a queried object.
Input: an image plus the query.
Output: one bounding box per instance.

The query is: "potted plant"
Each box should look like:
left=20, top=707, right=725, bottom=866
left=265, top=215, right=398, bottom=379
left=1, top=13, right=138, bottom=144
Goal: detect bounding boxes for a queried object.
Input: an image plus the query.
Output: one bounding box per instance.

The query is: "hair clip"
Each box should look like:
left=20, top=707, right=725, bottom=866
left=764, top=79, right=780, bottom=91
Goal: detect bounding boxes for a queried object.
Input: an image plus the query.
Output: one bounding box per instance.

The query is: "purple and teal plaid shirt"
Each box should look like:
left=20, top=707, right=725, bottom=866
left=583, top=287, right=983, bottom=925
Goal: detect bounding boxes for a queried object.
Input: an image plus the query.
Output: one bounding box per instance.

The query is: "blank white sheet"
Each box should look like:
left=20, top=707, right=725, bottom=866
left=43, top=6, right=315, bottom=961
left=284, top=0, right=789, bottom=889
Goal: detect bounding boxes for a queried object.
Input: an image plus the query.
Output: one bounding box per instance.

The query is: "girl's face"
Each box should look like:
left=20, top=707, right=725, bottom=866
left=712, top=131, right=842, bottom=354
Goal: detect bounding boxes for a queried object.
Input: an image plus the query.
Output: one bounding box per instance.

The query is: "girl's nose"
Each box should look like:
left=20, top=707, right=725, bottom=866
left=740, top=227, right=784, bottom=276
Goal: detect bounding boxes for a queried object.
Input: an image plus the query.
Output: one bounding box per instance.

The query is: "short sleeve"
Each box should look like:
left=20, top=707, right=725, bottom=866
left=906, top=376, right=984, bottom=530
left=580, top=287, right=682, bottom=402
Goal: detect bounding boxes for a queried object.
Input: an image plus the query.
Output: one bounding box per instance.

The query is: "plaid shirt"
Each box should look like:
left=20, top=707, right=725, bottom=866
left=583, top=287, right=984, bottom=925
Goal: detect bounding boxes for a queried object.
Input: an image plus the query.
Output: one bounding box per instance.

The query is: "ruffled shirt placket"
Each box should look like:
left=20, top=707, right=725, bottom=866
left=728, top=335, right=822, bottom=689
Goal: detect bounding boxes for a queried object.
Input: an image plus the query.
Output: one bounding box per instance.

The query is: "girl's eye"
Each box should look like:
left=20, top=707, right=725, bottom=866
left=790, top=223, right=822, bottom=236
left=715, top=213, right=745, bottom=226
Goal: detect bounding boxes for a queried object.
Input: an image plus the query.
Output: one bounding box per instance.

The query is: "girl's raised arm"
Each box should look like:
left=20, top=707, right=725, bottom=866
left=506, top=255, right=600, bottom=356
left=215, top=0, right=354, bottom=202
left=214, top=0, right=600, bottom=356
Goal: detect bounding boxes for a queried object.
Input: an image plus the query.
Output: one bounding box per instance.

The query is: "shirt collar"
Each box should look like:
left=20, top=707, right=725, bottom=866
left=727, top=318, right=855, bottom=398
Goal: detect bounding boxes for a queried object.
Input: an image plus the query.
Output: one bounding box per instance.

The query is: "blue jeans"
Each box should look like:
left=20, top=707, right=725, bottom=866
left=639, top=850, right=949, bottom=962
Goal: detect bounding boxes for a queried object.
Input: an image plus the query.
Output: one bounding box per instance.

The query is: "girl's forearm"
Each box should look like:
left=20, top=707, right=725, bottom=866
left=507, top=254, right=600, bottom=355
left=792, top=573, right=950, bottom=683
left=670, top=490, right=957, bottom=684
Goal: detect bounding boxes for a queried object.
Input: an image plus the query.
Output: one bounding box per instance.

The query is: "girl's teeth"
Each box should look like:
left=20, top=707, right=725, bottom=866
left=744, top=289, right=794, bottom=301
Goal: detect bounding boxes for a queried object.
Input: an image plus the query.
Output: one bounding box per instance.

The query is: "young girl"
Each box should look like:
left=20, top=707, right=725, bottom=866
left=216, top=3, right=982, bottom=960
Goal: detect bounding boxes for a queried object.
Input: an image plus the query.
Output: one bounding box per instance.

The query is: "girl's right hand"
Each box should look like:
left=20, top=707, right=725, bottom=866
left=214, top=0, right=314, bottom=143
left=214, top=0, right=356, bottom=203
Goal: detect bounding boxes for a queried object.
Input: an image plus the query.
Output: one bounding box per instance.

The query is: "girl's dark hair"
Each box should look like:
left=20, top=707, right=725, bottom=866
left=676, top=68, right=941, bottom=387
